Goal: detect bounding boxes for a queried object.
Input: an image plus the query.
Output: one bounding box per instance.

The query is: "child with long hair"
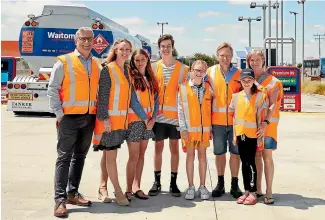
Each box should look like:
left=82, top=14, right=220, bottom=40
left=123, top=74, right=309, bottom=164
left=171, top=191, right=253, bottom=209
left=124, top=49, right=160, bottom=201
left=229, top=68, right=267, bottom=205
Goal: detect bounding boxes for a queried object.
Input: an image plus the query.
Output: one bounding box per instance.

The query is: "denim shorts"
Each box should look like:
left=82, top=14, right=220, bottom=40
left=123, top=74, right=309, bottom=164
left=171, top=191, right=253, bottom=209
left=212, top=125, right=239, bottom=155
left=264, top=136, right=277, bottom=150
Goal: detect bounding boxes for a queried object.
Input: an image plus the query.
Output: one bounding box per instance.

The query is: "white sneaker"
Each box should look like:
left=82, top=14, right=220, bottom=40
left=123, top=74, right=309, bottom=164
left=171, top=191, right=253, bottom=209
left=198, top=185, right=210, bottom=200
left=184, top=186, right=195, bottom=200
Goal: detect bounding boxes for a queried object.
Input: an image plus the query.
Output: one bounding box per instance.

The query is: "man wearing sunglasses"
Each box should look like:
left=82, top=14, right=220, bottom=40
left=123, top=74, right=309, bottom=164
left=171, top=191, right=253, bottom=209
left=48, top=27, right=101, bottom=218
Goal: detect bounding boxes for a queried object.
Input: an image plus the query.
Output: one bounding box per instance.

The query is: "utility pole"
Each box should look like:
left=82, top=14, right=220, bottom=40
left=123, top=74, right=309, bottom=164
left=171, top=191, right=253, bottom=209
left=298, top=0, right=306, bottom=81
left=268, top=0, right=271, bottom=67
left=313, top=33, right=325, bottom=58
left=289, top=11, right=298, bottom=42
left=157, top=22, right=168, bottom=37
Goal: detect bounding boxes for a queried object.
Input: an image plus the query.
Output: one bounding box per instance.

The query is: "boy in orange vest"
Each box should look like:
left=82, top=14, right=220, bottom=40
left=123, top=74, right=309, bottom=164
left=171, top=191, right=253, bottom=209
left=178, top=60, right=213, bottom=200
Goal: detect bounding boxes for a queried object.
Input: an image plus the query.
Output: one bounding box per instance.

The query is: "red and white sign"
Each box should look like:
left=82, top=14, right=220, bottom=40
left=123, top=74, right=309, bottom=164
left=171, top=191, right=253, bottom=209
left=92, top=34, right=109, bottom=54
left=281, top=94, right=301, bottom=112
left=1, top=85, right=8, bottom=104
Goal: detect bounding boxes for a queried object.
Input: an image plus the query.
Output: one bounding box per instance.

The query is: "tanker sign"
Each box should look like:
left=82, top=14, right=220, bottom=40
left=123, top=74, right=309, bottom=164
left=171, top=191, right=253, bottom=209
left=93, top=34, right=109, bottom=55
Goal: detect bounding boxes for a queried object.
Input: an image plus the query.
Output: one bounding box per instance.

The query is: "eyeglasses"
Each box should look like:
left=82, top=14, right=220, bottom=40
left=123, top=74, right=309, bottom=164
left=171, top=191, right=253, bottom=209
left=218, top=54, right=232, bottom=59
left=192, top=69, right=205, bottom=74
left=78, top=37, right=94, bottom=42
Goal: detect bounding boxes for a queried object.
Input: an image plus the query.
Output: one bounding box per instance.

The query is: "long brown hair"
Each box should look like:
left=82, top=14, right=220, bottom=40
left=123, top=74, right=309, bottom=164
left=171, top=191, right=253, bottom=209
left=130, top=49, right=159, bottom=94
left=106, top=38, right=132, bottom=64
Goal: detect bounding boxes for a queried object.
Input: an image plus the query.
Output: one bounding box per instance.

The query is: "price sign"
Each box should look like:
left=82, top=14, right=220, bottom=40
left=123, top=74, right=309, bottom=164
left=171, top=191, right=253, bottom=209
left=267, top=67, right=301, bottom=112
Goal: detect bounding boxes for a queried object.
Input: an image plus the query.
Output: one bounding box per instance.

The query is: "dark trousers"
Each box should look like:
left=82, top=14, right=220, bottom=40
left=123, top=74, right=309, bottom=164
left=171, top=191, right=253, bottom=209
left=237, top=135, right=258, bottom=192
left=54, top=114, right=95, bottom=202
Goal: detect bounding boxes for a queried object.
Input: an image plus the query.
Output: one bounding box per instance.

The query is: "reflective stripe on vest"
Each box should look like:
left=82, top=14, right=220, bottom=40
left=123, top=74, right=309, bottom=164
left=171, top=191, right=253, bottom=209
left=59, top=53, right=100, bottom=113
left=157, top=60, right=188, bottom=118
left=109, top=65, right=127, bottom=116
left=180, top=82, right=212, bottom=140
left=234, top=91, right=265, bottom=138
left=209, top=65, right=241, bottom=125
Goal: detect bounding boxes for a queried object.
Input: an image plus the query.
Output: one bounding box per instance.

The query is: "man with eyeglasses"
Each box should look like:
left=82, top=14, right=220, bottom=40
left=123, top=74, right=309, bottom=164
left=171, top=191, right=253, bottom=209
left=148, top=34, right=189, bottom=197
left=205, top=42, right=243, bottom=199
left=48, top=27, right=101, bottom=217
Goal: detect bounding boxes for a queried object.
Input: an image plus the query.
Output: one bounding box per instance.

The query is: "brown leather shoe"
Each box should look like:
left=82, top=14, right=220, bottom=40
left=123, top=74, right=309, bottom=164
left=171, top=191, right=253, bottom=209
left=67, top=192, right=92, bottom=206
left=54, top=201, right=68, bottom=218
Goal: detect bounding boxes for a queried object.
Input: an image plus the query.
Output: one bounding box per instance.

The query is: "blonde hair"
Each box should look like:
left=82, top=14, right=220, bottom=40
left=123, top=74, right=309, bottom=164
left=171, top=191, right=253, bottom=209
left=216, top=42, right=234, bottom=57
left=191, top=60, right=208, bottom=71
left=106, top=38, right=133, bottom=63
left=246, top=49, right=266, bottom=68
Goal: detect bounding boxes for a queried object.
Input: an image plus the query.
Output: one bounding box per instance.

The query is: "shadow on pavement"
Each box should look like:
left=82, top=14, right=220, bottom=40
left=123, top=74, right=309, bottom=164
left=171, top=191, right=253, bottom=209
left=68, top=191, right=196, bottom=214
left=267, top=193, right=325, bottom=210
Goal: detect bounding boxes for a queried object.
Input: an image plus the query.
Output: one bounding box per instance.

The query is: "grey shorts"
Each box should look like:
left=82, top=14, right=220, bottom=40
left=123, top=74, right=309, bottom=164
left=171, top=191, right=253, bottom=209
left=212, top=125, right=239, bottom=155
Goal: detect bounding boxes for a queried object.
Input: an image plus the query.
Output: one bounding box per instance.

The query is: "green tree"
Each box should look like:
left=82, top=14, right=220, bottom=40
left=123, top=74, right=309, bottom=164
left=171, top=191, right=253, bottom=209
left=297, top=63, right=302, bottom=68
left=172, top=48, right=178, bottom=58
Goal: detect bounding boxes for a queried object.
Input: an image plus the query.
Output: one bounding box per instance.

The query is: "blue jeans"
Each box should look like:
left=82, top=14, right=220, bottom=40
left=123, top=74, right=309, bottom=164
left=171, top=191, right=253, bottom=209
left=212, top=125, right=239, bottom=155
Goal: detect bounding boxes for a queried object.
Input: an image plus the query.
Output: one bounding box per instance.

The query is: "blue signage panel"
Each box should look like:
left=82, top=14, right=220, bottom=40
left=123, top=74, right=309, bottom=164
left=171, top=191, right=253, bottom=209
left=19, top=28, right=114, bottom=57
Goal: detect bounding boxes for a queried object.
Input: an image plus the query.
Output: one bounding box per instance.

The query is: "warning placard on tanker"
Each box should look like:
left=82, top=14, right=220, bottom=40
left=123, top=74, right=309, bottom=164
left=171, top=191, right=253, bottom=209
left=22, top=30, right=34, bottom=53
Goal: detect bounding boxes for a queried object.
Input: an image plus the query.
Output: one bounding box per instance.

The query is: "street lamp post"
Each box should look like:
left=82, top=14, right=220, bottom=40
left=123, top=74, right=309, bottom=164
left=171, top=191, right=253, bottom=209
left=250, top=2, right=268, bottom=43
left=157, top=22, right=168, bottom=37
left=298, top=0, right=306, bottom=81
left=273, top=1, right=280, bottom=65
left=238, top=16, right=262, bottom=47
left=289, top=11, right=298, bottom=42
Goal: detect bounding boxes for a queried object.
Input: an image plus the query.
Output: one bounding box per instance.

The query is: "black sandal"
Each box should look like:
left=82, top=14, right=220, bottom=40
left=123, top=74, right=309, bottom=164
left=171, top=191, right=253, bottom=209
left=264, top=197, right=275, bottom=204
left=133, top=190, right=149, bottom=200
left=125, top=192, right=132, bottom=202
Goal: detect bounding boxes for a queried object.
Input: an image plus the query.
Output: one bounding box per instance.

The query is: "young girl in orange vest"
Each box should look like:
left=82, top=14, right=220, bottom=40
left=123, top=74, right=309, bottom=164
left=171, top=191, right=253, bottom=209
left=178, top=60, right=213, bottom=200
left=229, top=69, right=267, bottom=205
left=247, top=49, right=283, bottom=204
left=124, top=49, right=159, bottom=201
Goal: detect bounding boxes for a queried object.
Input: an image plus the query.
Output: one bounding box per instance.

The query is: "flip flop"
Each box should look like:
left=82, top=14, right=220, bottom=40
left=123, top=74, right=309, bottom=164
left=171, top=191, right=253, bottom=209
left=125, top=192, right=132, bottom=202
left=133, top=190, right=149, bottom=200
left=264, top=197, right=275, bottom=204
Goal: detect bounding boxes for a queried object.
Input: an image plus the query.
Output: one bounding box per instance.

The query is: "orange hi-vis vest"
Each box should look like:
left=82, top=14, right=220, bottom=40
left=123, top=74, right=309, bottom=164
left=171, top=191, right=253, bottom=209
left=207, top=64, right=241, bottom=126
left=233, top=91, right=266, bottom=138
left=57, top=52, right=101, bottom=114
left=155, top=60, right=189, bottom=119
left=179, top=81, right=212, bottom=141
left=92, top=62, right=132, bottom=145
left=128, top=81, right=155, bottom=124
left=256, top=74, right=283, bottom=142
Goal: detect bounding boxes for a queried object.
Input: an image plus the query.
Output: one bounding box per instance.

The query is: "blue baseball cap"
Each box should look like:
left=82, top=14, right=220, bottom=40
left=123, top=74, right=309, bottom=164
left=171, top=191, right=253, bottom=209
left=240, top=68, right=255, bottom=80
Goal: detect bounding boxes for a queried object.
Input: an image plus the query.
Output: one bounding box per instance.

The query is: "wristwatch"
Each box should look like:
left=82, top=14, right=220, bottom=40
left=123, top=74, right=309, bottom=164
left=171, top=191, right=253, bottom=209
left=263, top=120, right=270, bottom=125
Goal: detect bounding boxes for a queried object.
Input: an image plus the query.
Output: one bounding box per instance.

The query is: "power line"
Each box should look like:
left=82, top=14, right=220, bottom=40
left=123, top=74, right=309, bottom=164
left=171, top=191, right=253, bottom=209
left=313, top=33, right=325, bottom=58
left=157, top=22, right=168, bottom=37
